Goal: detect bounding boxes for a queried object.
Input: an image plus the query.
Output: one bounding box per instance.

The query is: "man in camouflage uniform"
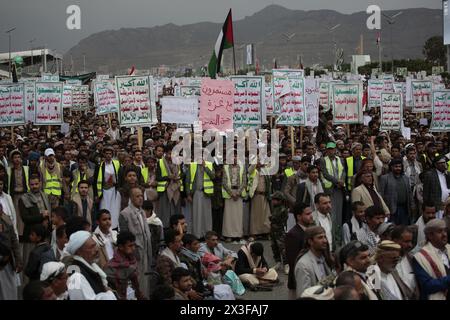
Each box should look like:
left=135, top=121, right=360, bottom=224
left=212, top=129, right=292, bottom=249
left=269, top=191, right=289, bottom=274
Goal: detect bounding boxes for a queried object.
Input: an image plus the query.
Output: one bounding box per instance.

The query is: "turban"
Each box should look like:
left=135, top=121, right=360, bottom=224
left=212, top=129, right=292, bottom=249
left=377, top=240, right=401, bottom=251
left=66, top=231, right=91, bottom=255
left=374, top=240, right=401, bottom=261
left=301, top=285, right=334, bottom=300
left=40, top=262, right=66, bottom=282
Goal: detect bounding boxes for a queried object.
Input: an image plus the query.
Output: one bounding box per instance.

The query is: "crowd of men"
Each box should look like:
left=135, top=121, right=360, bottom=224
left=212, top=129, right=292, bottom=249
left=0, top=101, right=450, bottom=301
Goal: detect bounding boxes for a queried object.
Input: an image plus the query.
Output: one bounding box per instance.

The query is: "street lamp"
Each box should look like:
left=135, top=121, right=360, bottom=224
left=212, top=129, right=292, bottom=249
left=329, top=24, right=341, bottom=70
left=5, top=27, right=16, bottom=79
left=281, top=33, right=296, bottom=67
left=382, top=11, right=403, bottom=73
left=29, top=38, right=36, bottom=72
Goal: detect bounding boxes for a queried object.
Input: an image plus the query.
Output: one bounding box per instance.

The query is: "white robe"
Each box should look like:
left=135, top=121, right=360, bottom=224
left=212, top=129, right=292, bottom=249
left=0, top=192, right=18, bottom=236
left=99, top=162, right=121, bottom=229
left=67, top=256, right=117, bottom=300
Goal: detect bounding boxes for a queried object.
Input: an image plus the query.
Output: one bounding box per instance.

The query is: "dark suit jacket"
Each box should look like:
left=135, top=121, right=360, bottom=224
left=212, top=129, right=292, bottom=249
left=296, top=182, right=311, bottom=207
left=423, top=169, right=450, bottom=211
left=0, top=213, right=22, bottom=269
left=19, top=192, right=50, bottom=243
left=379, top=173, right=413, bottom=215
left=24, top=242, right=55, bottom=281
left=285, top=224, right=306, bottom=290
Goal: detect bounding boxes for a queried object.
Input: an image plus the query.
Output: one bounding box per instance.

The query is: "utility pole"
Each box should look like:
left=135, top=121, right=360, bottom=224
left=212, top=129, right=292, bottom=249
left=382, top=11, right=403, bottom=73
left=6, top=28, right=16, bottom=79
left=329, top=24, right=341, bottom=71
left=29, top=38, right=36, bottom=73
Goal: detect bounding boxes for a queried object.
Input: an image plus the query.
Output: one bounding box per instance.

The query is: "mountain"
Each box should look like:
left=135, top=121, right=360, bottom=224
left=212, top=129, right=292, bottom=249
left=64, top=5, right=443, bottom=73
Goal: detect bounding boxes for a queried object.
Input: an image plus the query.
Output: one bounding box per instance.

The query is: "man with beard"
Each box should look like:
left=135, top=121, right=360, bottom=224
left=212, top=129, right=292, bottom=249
left=413, top=219, right=450, bottom=300
left=19, top=175, right=51, bottom=275
left=366, top=241, right=407, bottom=300
left=392, top=226, right=420, bottom=300
left=294, top=226, right=333, bottom=298
left=415, top=203, right=436, bottom=250
left=66, top=231, right=116, bottom=300
left=285, top=203, right=314, bottom=299
left=380, top=159, right=413, bottom=225
left=340, top=240, right=378, bottom=300
left=119, top=187, right=152, bottom=297
left=6, top=150, right=29, bottom=239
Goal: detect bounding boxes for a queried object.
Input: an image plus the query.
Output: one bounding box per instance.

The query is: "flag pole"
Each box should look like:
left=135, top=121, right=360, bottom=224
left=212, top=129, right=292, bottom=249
left=233, top=44, right=237, bottom=75
left=231, top=8, right=237, bottom=75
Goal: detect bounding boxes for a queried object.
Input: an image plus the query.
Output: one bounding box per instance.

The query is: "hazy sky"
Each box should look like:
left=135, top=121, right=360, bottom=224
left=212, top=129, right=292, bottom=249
left=0, top=0, right=441, bottom=54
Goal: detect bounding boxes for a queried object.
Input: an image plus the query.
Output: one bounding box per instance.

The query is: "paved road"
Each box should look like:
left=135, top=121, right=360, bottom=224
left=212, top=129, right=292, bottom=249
left=224, top=240, right=289, bottom=300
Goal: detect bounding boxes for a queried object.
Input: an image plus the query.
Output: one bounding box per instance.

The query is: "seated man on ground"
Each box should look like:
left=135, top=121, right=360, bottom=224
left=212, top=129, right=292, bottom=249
left=235, top=242, right=278, bottom=290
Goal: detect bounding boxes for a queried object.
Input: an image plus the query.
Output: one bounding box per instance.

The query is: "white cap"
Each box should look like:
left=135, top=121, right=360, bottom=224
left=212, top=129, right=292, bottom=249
left=44, top=148, right=55, bottom=157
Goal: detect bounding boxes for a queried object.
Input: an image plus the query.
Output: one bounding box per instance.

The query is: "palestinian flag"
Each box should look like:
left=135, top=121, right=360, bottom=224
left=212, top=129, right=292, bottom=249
left=208, top=9, right=234, bottom=79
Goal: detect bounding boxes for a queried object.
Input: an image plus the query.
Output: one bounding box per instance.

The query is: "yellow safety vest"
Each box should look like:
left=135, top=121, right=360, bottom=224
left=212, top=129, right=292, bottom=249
left=248, top=167, right=269, bottom=198
left=188, top=162, right=214, bottom=195
left=248, top=167, right=257, bottom=194
left=141, top=167, right=149, bottom=184
left=222, top=165, right=247, bottom=199
left=72, top=170, right=88, bottom=194
left=346, top=156, right=366, bottom=190
left=322, top=157, right=344, bottom=189
left=447, top=160, right=450, bottom=172
left=284, top=168, right=295, bottom=178
left=156, top=159, right=184, bottom=193
left=96, top=160, right=120, bottom=198
left=6, top=166, right=30, bottom=194
left=44, top=169, right=62, bottom=196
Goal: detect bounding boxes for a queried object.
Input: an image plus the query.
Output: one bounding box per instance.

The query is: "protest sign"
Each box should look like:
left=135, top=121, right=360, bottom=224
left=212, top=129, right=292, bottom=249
left=72, top=85, right=90, bottom=110
left=276, top=77, right=305, bottom=126
left=319, top=81, right=330, bottom=112
left=411, top=80, right=432, bottom=113
left=396, top=67, right=407, bottom=77
left=62, top=85, right=73, bottom=108
left=272, top=76, right=289, bottom=114
left=179, top=86, right=200, bottom=98
left=25, top=82, right=35, bottom=123
left=265, top=84, right=274, bottom=116
left=430, top=90, right=450, bottom=132
left=273, top=69, right=305, bottom=78
left=41, top=73, right=59, bottom=82
left=199, top=78, right=234, bottom=131
left=94, top=80, right=119, bottom=115
left=368, top=79, right=384, bottom=108
left=0, top=83, right=26, bottom=126
left=116, top=76, right=154, bottom=126
left=65, top=79, right=82, bottom=86
left=305, top=78, right=319, bottom=127
left=96, top=75, right=110, bottom=81
left=382, top=74, right=395, bottom=93
left=332, top=83, right=362, bottom=124
left=432, top=66, right=444, bottom=75
left=35, top=82, right=63, bottom=125
left=161, top=97, right=198, bottom=124
left=231, top=76, right=263, bottom=128
left=380, top=92, right=402, bottom=131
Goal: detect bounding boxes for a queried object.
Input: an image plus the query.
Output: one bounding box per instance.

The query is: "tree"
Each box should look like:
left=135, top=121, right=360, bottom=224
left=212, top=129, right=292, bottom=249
left=423, top=36, right=447, bottom=66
